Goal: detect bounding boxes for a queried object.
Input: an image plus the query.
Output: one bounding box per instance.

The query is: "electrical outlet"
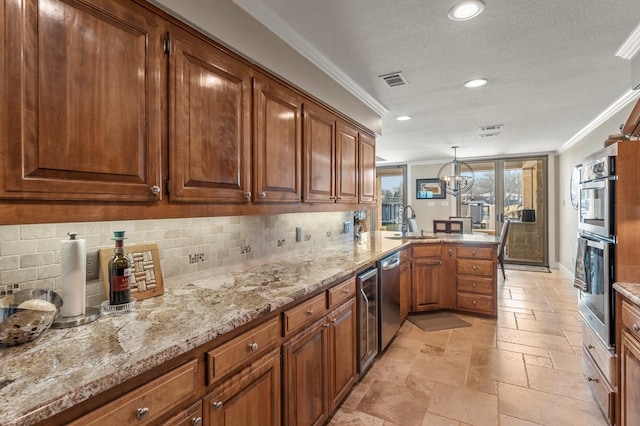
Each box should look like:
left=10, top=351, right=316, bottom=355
left=343, top=221, right=352, bottom=234
left=86, top=251, right=100, bottom=281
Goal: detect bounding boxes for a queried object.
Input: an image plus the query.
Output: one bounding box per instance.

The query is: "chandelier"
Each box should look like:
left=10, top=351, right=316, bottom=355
left=437, top=146, right=475, bottom=196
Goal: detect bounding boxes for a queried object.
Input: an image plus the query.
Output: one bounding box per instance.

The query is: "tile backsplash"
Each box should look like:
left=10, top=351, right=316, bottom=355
left=0, top=211, right=353, bottom=307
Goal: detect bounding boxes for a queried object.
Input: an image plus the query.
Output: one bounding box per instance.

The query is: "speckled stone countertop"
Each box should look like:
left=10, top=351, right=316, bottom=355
left=614, top=282, right=640, bottom=306
left=0, top=231, right=498, bottom=425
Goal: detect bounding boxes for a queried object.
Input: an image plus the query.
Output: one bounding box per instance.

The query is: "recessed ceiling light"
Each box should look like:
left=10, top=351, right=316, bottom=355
left=396, top=116, right=412, bottom=121
left=448, top=0, right=485, bottom=21
left=464, top=78, right=488, bottom=88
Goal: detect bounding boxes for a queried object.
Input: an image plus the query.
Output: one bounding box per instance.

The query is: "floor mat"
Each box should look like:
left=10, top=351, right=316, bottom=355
left=407, top=311, right=471, bottom=332
left=504, top=264, right=551, bottom=273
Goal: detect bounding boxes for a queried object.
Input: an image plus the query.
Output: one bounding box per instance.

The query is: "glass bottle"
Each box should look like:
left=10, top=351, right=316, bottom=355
left=108, top=231, right=131, bottom=305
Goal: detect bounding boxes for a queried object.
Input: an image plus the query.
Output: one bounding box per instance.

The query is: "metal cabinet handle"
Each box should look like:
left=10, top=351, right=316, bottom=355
left=306, top=309, right=314, bottom=315
left=472, top=300, right=477, bottom=305
left=472, top=265, right=478, bottom=271
left=471, top=250, right=476, bottom=256
left=342, top=288, right=350, bottom=294
left=323, top=323, right=330, bottom=327
left=248, top=342, right=258, bottom=352
left=258, top=192, right=266, bottom=198
left=448, top=249, right=452, bottom=257
left=135, top=407, right=149, bottom=419
left=587, top=376, right=599, bottom=383
left=213, top=401, right=223, bottom=410
left=330, top=196, right=337, bottom=200
left=192, top=417, right=202, bottom=426
left=150, top=186, right=161, bottom=195
left=633, top=324, right=640, bottom=332
left=243, top=191, right=251, bottom=199
left=331, top=318, right=337, bottom=323
left=472, top=282, right=477, bottom=287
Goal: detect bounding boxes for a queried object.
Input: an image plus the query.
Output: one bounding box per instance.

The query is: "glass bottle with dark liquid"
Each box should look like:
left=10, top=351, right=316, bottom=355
left=108, top=231, right=131, bottom=305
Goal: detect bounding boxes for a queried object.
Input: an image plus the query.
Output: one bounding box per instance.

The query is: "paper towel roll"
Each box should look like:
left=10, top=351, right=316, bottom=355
left=60, top=234, right=86, bottom=317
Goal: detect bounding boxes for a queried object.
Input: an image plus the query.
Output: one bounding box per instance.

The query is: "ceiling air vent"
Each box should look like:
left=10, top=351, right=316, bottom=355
left=379, top=72, right=409, bottom=88
left=479, top=124, right=503, bottom=132
left=479, top=132, right=501, bottom=138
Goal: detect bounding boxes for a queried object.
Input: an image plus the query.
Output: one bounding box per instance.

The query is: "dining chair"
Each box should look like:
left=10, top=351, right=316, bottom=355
left=498, top=219, right=511, bottom=279
left=433, top=220, right=464, bottom=234
left=449, top=216, right=473, bottom=234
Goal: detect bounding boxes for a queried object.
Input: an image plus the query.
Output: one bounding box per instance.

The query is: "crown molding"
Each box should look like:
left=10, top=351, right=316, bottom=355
left=557, top=89, right=640, bottom=154
left=616, top=23, right=640, bottom=59
left=232, top=0, right=388, bottom=117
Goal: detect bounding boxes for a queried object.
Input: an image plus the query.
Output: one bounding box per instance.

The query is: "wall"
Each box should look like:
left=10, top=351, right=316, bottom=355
left=407, top=162, right=454, bottom=232
left=555, top=101, right=637, bottom=275
left=0, top=212, right=352, bottom=307
left=149, top=0, right=382, bottom=135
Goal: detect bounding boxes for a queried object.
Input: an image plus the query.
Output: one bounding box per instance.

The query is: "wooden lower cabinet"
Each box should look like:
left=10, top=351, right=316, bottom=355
left=412, top=257, right=443, bottom=311
left=619, top=330, right=640, bottom=425
left=283, top=298, right=356, bottom=426
left=399, top=251, right=411, bottom=321
left=203, top=348, right=281, bottom=426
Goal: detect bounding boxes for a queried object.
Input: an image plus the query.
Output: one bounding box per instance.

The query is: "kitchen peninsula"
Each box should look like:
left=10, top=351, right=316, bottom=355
left=0, top=232, right=498, bottom=426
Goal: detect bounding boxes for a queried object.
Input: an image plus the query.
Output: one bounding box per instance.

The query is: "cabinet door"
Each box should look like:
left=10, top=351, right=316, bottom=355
left=620, top=330, right=640, bottom=426
left=161, top=401, right=203, bottom=426
left=328, top=299, right=356, bottom=411
left=283, top=318, right=329, bottom=426
left=168, top=30, right=252, bottom=203
left=358, top=133, right=376, bottom=203
left=336, top=121, right=359, bottom=203
left=399, top=262, right=411, bottom=319
left=3, top=0, right=163, bottom=201
left=412, top=258, right=443, bottom=311
left=254, top=73, right=302, bottom=203
left=204, top=348, right=281, bottom=426
left=303, top=103, right=335, bottom=203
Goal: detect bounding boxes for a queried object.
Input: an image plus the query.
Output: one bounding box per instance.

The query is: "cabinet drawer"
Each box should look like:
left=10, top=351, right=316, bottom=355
left=582, top=321, right=616, bottom=385
left=456, top=293, right=493, bottom=313
left=621, top=300, right=640, bottom=341
left=582, top=347, right=615, bottom=423
left=328, top=277, right=356, bottom=308
left=206, top=316, right=281, bottom=384
left=412, top=244, right=442, bottom=258
left=457, top=259, right=493, bottom=277
left=456, top=246, right=493, bottom=260
left=457, top=276, right=493, bottom=294
left=70, top=359, right=198, bottom=425
left=160, top=400, right=202, bottom=426
left=283, top=293, right=328, bottom=336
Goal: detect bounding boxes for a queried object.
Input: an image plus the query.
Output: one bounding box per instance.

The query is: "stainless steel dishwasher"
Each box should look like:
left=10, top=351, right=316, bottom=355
left=377, top=251, right=401, bottom=352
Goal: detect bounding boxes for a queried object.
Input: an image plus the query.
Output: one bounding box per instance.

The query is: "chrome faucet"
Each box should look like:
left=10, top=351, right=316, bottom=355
left=402, top=205, right=417, bottom=236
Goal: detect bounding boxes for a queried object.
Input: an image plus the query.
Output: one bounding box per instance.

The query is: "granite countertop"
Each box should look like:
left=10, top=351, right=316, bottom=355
left=0, top=231, right=498, bottom=425
left=614, top=282, right=640, bottom=306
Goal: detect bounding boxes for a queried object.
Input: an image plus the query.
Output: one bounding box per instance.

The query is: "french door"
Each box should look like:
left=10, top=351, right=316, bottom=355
left=458, top=157, right=548, bottom=266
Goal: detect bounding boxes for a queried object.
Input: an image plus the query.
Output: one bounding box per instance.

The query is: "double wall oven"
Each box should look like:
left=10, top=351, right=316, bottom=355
left=577, top=144, right=617, bottom=350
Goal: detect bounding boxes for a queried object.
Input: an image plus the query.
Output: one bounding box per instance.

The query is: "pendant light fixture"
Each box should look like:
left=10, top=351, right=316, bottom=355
left=437, top=146, right=475, bottom=196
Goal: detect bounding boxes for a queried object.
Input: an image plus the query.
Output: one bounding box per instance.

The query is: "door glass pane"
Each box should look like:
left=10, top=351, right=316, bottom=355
left=459, top=162, right=496, bottom=235
left=503, top=159, right=546, bottom=264
left=375, top=166, right=405, bottom=231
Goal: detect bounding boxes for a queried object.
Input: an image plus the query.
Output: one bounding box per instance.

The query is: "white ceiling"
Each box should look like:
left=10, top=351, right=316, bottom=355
left=234, top=0, right=640, bottom=163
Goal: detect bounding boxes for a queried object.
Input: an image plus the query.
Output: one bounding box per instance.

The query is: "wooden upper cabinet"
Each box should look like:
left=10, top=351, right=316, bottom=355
left=2, top=0, right=163, bottom=201
left=359, top=133, right=376, bottom=203
left=168, top=29, right=252, bottom=203
left=253, top=73, right=302, bottom=203
left=303, top=103, right=336, bottom=203
left=336, top=121, right=359, bottom=203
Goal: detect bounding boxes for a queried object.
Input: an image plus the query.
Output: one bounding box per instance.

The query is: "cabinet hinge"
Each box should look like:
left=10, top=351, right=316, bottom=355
left=163, top=38, right=170, bottom=54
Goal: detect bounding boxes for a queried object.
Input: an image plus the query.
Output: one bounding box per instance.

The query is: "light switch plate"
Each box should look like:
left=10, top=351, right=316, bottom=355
left=343, top=221, right=352, bottom=234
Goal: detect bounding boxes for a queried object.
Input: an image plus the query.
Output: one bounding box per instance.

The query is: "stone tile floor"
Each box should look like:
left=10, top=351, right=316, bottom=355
left=329, top=268, right=607, bottom=426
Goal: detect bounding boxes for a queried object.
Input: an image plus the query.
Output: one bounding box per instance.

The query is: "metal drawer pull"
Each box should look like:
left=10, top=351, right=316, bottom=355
left=192, top=417, right=202, bottom=426
left=472, top=300, right=477, bottom=305
left=135, top=407, right=149, bottom=419
left=248, top=342, right=258, bottom=351
left=633, top=324, right=639, bottom=332
left=323, top=323, right=330, bottom=327
left=587, top=376, right=599, bottom=383
left=331, top=318, right=337, bottom=323
left=472, top=265, right=478, bottom=271
left=472, top=282, right=477, bottom=287
left=306, top=309, right=314, bottom=315
left=243, top=191, right=251, bottom=199
left=258, top=192, right=266, bottom=198
left=472, top=250, right=476, bottom=255
left=150, top=186, right=161, bottom=195
left=342, top=288, right=350, bottom=294
left=213, top=401, right=223, bottom=410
